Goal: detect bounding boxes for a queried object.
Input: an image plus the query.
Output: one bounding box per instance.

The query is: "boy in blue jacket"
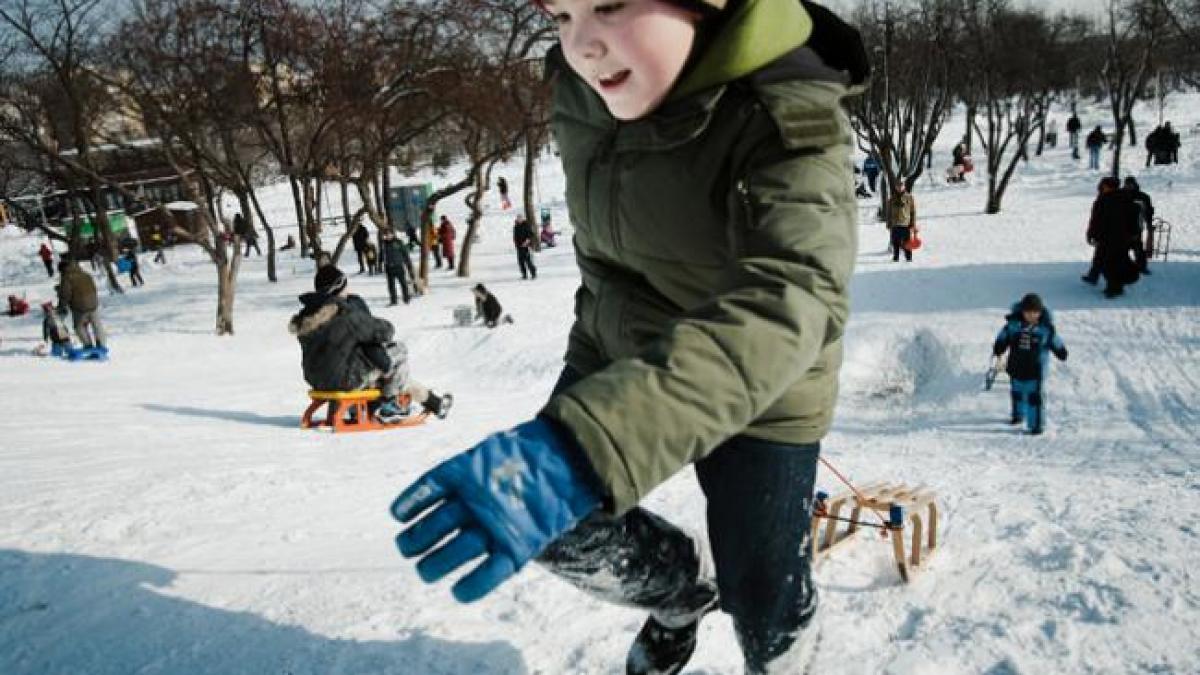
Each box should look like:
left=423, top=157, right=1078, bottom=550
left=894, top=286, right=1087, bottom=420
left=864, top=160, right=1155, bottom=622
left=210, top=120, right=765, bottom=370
left=993, top=294, right=1068, bottom=435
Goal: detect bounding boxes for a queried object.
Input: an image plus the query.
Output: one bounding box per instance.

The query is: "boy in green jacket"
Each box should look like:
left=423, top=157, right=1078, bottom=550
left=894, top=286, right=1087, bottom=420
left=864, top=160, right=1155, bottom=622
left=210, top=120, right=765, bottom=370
left=393, top=1, right=865, bottom=672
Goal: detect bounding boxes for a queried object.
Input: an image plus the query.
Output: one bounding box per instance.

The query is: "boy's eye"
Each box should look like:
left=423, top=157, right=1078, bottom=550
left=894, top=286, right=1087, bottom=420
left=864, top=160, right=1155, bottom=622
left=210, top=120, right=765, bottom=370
left=595, top=2, right=625, bottom=15
left=552, top=11, right=570, bottom=24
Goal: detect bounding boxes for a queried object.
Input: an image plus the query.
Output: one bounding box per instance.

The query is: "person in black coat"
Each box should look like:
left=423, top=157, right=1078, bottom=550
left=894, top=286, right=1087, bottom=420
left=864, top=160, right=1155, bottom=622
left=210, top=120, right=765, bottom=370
left=1066, top=113, right=1082, bottom=154
left=472, top=283, right=511, bottom=328
left=234, top=213, right=261, bottom=257
left=352, top=224, right=371, bottom=274
left=1083, top=177, right=1140, bottom=298
left=1122, top=176, right=1154, bottom=274
left=380, top=228, right=416, bottom=305
left=1085, top=127, right=1107, bottom=170
left=513, top=215, right=538, bottom=279
left=288, top=266, right=450, bottom=422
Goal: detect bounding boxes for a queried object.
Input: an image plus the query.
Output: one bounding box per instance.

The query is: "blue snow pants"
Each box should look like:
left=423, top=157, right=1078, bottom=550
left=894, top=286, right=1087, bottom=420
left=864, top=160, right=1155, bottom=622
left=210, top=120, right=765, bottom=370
left=537, top=366, right=820, bottom=673
left=1010, top=378, right=1044, bottom=433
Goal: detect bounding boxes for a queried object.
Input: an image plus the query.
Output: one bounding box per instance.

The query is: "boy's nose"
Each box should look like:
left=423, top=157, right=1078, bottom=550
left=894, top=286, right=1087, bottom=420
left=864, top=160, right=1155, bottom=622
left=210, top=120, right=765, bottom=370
left=565, top=24, right=605, bottom=62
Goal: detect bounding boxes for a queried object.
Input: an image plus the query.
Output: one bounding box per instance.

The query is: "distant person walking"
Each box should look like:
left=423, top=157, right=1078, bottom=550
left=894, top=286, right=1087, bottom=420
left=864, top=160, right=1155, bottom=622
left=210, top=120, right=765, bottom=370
left=888, top=183, right=917, bottom=262
left=1066, top=113, right=1082, bottom=158
left=380, top=228, right=416, bottom=306
left=38, top=241, right=55, bottom=277
left=1085, top=126, right=1107, bottom=170
left=862, top=151, right=881, bottom=193
left=1083, top=177, right=1139, bottom=298
left=353, top=223, right=371, bottom=274
left=513, top=214, right=538, bottom=279
left=437, top=215, right=457, bottom=271
left=496, top=176, right=512, bottom=210
left=1122, top=176, right=1154, bottom=275
left=123, top=250, right=144, bottom=287
left=234, top=213, right=261, bottom=257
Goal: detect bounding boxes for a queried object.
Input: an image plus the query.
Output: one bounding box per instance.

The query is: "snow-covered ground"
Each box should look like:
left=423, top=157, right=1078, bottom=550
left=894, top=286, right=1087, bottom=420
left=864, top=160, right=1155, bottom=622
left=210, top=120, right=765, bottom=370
left=2, top=94, right=1198, bottom=675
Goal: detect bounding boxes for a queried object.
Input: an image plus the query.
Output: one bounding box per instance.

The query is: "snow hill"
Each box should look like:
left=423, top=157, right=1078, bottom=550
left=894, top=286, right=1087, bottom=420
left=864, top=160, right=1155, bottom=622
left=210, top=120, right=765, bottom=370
left=1, top=94, right=1198, bottom=674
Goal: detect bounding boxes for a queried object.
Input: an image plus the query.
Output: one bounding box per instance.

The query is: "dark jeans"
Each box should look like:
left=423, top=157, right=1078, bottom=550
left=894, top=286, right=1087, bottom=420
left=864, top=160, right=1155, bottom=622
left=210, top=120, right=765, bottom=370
left=866, top=171, right=879, bottom=193
left=890, top=227, right=912, bottom=261
left=129, top=269, right=144, bottom=287
left=42, top=259, right=54, bottom=277
left=537, top=367, right=820, bottom=672
left=431, top=246, right=442, bottom=268
left=385, top=268, right=410, bottom=304
left=244, top=238, right=261, bottom=257
left=517, top=247, right=537, bottom=278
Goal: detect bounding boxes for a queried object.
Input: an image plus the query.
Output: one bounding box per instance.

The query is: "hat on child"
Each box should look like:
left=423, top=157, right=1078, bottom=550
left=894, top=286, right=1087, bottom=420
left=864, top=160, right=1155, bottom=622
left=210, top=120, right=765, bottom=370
left=1018, top=293, right=1044, bottom=313
left=314, top=265, right=347, bottom=296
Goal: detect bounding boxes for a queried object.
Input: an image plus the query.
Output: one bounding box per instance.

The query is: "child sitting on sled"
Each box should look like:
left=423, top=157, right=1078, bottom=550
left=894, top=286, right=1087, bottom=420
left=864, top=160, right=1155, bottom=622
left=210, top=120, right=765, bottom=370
left=289, top=266, right=452, bottom=423
left=992, top=293, right=1068, bottom=435
left=41, top=301, right=74, bottom=357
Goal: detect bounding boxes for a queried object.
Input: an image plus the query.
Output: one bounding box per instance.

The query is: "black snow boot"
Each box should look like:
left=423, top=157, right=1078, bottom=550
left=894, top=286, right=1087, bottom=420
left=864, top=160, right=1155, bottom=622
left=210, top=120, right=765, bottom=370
left=626, top=590, right=718, bottom=675
left=423, top=392, right=454, bottom=419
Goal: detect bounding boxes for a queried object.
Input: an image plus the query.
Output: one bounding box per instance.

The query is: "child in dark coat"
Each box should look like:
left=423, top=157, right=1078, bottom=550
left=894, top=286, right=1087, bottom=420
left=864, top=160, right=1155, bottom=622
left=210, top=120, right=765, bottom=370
left=289, top=266, right=452, bottom=422
left=992, top=293, right=1068, bottom=435
left=472, top=283, right=512, bottom=328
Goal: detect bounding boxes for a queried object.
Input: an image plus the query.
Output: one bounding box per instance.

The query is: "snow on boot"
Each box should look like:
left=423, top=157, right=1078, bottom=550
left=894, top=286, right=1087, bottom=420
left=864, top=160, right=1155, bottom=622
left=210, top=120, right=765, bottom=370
left=375, top=400, right=408, bottom=424
left=626, top=593, right=717, bottom=675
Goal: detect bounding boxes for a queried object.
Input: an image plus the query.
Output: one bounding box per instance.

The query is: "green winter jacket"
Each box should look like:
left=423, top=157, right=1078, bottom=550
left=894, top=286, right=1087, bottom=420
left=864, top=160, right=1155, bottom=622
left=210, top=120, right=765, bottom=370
left=540, top=0, right=866, bottom=514
left=58, top=264, right=99, bottom=313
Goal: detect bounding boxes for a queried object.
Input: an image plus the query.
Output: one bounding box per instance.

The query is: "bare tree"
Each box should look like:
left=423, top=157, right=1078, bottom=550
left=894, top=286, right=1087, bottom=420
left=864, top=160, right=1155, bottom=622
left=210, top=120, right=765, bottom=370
left=1098, top=0, right=1167, bottom=178
left=111, top=0, right=278, bottom=334
left=0, top=0, right=127, bottom=292
left=850, top=0, right=956, bottom=215
left=960, top=0, right=1057, bottom=213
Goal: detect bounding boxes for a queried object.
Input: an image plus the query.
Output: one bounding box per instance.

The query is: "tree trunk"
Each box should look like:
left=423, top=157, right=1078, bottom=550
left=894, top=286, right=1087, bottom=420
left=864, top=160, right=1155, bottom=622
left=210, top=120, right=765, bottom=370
left=215, top=263, right=237, bottom=336
left=523, top=132, right=538, bottom=251
left=1111, top=120, right=1125, bottom=179
left=382, top=162, right=394, bottom=229
left=986, top=168, right=1001, bottom=215
left=964, top=104, right=976, bottom=154
left=247, top=186, right=277, bottom=282
left=458, top=159, right=494, bottom=278
left=340, top=179, right=352, bottom=232
left=288, top=175, right=308, bottom=257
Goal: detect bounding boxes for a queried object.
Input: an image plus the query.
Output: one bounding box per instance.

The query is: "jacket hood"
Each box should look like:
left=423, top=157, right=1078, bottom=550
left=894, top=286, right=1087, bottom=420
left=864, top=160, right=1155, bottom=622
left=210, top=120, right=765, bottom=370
left=670, top=0, right=813, bottom=100
left=289, top=293, right=340, bottom=337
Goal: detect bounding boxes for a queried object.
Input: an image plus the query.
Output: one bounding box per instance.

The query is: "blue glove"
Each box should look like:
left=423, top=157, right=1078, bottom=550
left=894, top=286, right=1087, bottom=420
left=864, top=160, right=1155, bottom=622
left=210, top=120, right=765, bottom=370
left=391, top=417, right=602, bottom=603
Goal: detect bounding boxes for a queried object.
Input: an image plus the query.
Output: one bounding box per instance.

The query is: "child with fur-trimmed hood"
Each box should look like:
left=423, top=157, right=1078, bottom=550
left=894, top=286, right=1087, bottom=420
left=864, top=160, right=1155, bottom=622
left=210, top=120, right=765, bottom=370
left=288, top=266, right=451, bottom=422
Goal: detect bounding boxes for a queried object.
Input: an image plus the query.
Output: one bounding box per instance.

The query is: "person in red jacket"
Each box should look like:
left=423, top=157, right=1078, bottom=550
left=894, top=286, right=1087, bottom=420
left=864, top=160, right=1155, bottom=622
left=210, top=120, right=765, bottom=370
left=437, top=215, right=457, bottom=271
left=6, top=295, right=30, bottom=317
left=38, top=242, right=55, bottom=277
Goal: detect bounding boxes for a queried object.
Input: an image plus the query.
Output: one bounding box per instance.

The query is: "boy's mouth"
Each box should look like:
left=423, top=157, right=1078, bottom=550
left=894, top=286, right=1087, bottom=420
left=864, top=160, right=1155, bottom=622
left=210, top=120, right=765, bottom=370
left=598, top=69, right=630, bottom=90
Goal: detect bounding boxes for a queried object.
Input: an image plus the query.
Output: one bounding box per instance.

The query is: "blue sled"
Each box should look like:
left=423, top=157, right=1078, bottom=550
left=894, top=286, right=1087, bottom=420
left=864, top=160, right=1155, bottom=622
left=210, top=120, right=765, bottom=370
left=52, top=344, right=109, bottom=361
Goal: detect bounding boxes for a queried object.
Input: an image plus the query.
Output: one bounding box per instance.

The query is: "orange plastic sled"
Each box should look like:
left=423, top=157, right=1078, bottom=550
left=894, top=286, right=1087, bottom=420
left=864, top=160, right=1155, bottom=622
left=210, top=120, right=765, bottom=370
left=300, top=389, right=428, bottom=433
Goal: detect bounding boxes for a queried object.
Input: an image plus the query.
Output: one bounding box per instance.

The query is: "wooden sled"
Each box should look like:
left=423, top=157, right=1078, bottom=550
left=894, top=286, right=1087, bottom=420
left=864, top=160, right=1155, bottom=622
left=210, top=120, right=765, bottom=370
left=811, top=482, right=939, bottom=583
left=301, top=389, right=428, bottom=433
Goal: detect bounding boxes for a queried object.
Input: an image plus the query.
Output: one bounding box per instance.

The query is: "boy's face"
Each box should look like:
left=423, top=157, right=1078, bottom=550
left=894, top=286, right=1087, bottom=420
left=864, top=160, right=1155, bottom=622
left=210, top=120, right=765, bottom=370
left=1022, top=309, right=1041, bottom=324
left=546, top=0, right=700, bottom=121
